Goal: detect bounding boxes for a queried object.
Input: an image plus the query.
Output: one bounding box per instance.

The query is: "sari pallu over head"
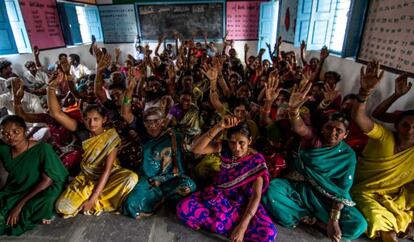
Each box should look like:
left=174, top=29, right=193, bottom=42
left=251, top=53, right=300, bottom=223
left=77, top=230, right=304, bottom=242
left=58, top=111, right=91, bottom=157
left=81, top=128, right=121, bottom=179
left=215, top=152, right=270, bottom=193
left=297, top=141, right=357, bottom=206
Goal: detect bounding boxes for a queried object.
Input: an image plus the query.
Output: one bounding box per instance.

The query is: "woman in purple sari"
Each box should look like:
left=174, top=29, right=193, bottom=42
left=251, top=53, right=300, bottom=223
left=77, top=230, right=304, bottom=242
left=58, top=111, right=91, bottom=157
left=177, top=116, right=277, bottom=242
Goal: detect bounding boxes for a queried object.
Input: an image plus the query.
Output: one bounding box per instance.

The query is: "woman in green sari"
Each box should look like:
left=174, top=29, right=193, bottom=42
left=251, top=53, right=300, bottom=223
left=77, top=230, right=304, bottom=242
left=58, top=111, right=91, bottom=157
left=262, top=77, right=367, bottom=242
left=123, top=107, right=196, bottom=219
left=0, top=115, right=68, bottom=236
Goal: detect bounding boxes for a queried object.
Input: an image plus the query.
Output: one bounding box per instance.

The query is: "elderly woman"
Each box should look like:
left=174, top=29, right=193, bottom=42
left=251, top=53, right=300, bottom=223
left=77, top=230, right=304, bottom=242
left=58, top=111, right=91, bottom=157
left=0, top=115, right=68, bottom=235
left=122, top=107, right=196, bottom=219
left=262, top=77, right=367, bottom=242
left=177, top=116, right=277, bottom=242
left=351, top=61, right=414, bottom=242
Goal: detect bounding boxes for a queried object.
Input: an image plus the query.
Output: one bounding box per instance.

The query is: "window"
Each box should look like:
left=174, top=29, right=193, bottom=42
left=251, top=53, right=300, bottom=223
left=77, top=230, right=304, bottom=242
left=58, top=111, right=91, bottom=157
left=294, top=0, right=368, bottom=57
left=57, top=2, right=102, bottom=46
left=0, top=0, right=30, bottom=55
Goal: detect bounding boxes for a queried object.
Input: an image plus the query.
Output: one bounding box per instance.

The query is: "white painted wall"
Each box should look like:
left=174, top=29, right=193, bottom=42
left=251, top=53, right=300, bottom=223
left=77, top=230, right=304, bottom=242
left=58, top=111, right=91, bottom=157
left=3, top=41, right=413, bottom=114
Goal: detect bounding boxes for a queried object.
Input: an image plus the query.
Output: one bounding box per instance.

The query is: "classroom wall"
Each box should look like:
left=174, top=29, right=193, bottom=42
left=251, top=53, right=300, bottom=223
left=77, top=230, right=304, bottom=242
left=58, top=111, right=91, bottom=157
left=5, top=40, right=414, bottom=115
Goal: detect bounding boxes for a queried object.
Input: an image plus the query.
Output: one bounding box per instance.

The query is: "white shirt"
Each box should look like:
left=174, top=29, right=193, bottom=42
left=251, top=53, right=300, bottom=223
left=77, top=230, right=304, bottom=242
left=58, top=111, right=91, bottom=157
left=22, top=70, right=49, bottom=91
left=0, top=77, right=7, bottom=95
left=70, top=64, right=91, bottom=80
left=0, top=91, right=45, bottom=116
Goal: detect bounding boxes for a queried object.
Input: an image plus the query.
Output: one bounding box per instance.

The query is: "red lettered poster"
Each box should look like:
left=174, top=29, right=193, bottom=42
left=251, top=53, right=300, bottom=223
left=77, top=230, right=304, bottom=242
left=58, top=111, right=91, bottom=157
left=19, top=0, right=65, bottom=50
left=226, top=1, right=262, bottom=40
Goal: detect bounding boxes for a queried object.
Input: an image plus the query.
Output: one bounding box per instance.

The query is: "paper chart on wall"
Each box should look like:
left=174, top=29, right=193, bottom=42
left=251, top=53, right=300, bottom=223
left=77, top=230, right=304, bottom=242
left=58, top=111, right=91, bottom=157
left=99, top=4, right=138, bottom=43
left=358, top=0, right=414, bottom=74
left=226, top=1, right=262, bottom=40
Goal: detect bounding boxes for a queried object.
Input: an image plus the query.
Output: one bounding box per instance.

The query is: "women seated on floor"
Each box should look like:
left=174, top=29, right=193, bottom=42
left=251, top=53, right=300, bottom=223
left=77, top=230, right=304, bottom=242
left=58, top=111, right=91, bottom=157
left=47, top=72, right=138, bottom=218
left=122, top=107, right=196, bottom=219
left=351, top=60, right=414, bottom=242
left=177, top=116, right=277, bottom=242
left=0, top=115, right=68, bottom=235
left=262, top=76, right=367, bottom=242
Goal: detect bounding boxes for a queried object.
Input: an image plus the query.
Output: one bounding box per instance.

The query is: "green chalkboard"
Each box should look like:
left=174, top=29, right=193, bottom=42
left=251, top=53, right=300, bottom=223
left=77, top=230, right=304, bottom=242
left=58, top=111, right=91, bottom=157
left=136, top=1, right=224, bottom=41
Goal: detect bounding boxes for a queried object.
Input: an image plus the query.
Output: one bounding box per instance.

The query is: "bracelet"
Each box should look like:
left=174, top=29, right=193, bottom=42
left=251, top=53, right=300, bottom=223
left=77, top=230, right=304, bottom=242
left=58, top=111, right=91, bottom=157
left=320, top=100, right=330, bottom=109
left=123, top=96, right=132, bottom=105
left=289, top=112, right=300, bottom=121
left=206, top=130, right=215, bottom=140
left=330, top=209, right=341, bottom=221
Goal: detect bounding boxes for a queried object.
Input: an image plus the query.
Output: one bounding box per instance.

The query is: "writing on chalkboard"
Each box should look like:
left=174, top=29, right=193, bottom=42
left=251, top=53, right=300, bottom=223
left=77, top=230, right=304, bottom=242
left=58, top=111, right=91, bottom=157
left=137, top=3, right=223, bottom=41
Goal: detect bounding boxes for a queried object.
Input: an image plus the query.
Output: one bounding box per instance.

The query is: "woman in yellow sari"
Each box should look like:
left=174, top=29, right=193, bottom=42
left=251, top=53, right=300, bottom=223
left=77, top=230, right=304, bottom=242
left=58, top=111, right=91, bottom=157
left=46, top=77, right=138, bottom=218
left=351, top=60, right=414, bottom=242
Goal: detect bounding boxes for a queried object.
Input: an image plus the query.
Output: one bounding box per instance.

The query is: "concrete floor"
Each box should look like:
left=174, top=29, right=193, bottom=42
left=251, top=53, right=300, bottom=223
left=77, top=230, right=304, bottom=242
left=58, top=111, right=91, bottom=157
left=1, top=207, right=410, bottom=242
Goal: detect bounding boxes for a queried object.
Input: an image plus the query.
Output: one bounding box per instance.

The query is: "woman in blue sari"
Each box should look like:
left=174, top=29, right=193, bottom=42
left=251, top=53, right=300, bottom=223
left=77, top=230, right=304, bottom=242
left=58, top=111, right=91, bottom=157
left=262, top=77, right=367, bottom=242
left=122, top=107, right=196, bottom=219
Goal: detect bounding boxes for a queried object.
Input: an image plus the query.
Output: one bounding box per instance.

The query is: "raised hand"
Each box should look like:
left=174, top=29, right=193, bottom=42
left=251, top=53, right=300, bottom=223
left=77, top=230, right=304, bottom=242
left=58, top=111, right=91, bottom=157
left=360, top=59, right=384, bottom=93
left=218, top=115, right=240, bottom=129
left=11, top=78, right=24, bottom=103
left=264, top=70, right=281, bottom=102
left=167, top=64, right=175, bottom=81
left=300, top=40, right=306, bottom=51
left=91, top=35, right=96, bottom=44
left=33, top=46, right=40, bottom=56
left=97, top=53, right=112, bottom=73
left=276, top=36, right=283, bottom=47
left=320, top=46, right=329, bottom=61
left=115, top=48, right=121, bottom=58
left=288, top=76, right=312, bottom=111
left=202, top=62, right=218, bottom=81
left=244, top=43, right=249, bottom=53
left=394, top=73, right=412, bottom=97
left=322, top=82, right=337, bottom=103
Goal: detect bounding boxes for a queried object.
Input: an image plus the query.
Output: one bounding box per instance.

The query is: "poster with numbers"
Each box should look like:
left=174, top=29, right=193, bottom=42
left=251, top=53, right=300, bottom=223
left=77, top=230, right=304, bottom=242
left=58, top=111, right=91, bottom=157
left=226, top=1, right=262, bottom=40
left=358, top=0, right=414, bottom=74
left=99, top=4, right=138, bottom=43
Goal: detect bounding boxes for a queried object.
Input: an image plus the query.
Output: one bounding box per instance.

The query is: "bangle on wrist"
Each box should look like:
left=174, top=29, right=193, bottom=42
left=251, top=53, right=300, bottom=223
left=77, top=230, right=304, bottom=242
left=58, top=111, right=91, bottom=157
left=330, top=209, right=341, bottom=221
left=289, top=112, right=301, bottom=121
left=123, top=96, right=132, bottom=105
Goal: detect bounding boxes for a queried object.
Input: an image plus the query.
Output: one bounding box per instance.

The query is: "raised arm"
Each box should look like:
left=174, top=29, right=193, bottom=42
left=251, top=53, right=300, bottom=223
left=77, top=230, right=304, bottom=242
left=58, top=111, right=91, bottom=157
left=372, top=74, right=412, bottom=123
left=311, top=46, right=329, bottom=83
left=351, top=60, right=385, bottom=133
left=33, top=46, right=42, bottom=68
left=47, top=70, right=77, bottom=132
left=191, top=115, right=239, bottom=155
left=154, top=35, right=165, bottom=57
left=244, top=43, right=250, bottom=67
left=94, top=53, right=112, bottom=103
left=288, top=77, right=313, bottom=138
left=300, top=40, right=308, bottom=66
left=121, top=68, right=140, bottom=124
left=317, top=82, right=337, bottom=110
left=203, top=62, right=225, bottom=113
left=260, top=70, right=281, bottom=126
left=12, top=78, right=44, bottom=123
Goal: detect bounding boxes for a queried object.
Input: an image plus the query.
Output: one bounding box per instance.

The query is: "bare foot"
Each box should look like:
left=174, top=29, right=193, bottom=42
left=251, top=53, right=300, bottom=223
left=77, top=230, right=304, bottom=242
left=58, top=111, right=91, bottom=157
left=381, top=230, right=398, bottom=242
left=135, top=212, right=153, bottom=220
left=41, top=219, right=52, bottom=225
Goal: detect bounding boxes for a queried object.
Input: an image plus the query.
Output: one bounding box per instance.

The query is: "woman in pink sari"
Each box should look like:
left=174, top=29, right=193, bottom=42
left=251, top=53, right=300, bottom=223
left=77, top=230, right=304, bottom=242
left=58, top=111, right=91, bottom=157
left=177, top=116, right=277, bottom=242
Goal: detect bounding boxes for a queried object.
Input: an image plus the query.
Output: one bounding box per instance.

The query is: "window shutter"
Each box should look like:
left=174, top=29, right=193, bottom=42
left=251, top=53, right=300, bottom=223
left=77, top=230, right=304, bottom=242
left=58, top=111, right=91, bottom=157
left=0, top=0, right=18, bottom=55
left=306, top=0, right=337, bottom=50
left=85, top=6, right=103, bottom=43
left=58, top=3, right=82, bottom=45
left=294, top=0, right=313, bottom=47
left=5, top=0, right=30, bottom=53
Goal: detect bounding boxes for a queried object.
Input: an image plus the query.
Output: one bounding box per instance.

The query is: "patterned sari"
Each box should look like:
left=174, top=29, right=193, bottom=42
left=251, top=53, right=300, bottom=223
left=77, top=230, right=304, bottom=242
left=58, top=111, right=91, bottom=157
left=55, top=129, right=138, bottom=218
left=177, top=143, right=277, bottom=242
